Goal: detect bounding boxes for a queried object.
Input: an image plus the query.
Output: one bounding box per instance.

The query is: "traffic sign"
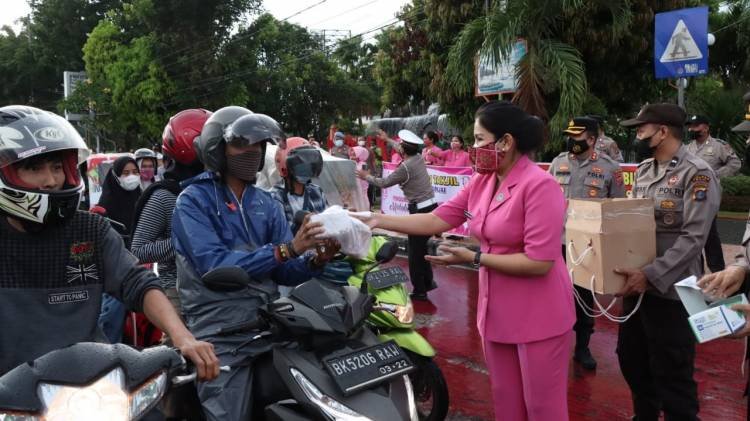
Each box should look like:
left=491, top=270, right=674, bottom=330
left=654, top=7, right=708, bottom=79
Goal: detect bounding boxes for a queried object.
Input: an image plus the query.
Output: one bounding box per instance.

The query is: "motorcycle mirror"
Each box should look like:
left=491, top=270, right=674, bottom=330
left=375, top=241, right=399, bottom=263
left=201, top=266, right=250, bottom=292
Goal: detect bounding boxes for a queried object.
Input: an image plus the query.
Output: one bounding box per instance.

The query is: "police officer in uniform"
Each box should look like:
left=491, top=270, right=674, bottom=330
left=616, top=104, right=720, bottom=421
left=588, top=114, right=624, bottom=162
left=732, top=96, right=750, bottom=163
left=357, top=129, right=437, bottom=300
left=686, top=114, right=740, bottom=273
left=549, top=116, right=626, bottom=370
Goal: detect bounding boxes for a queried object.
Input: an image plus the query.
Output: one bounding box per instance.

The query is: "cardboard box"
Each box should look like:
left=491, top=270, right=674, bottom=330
left=565, top=198, right=656, bottom=295
left=675, top=276, right=747, bottom=343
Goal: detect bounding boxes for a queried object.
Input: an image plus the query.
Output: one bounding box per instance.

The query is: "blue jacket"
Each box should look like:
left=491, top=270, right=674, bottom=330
left=172, top=172, right=319, bottom=338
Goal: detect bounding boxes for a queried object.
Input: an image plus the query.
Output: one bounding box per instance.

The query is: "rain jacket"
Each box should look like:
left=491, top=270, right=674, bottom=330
left=172, top=171, right=320, bottom=420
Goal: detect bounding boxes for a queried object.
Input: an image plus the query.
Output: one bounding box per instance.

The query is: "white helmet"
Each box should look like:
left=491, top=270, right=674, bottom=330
left=0, top=106, right=89, bottom=226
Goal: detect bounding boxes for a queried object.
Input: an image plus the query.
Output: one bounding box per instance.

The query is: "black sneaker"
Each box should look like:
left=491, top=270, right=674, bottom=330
left=573, top=347, right=597, bottom=370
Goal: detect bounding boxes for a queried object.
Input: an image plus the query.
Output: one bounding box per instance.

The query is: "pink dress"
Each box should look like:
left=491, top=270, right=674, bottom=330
left=433, top=155, right=574, bottom=420
left=422, top=145, right=444, bottom=166
left=441, top=149, right=471, bottom=167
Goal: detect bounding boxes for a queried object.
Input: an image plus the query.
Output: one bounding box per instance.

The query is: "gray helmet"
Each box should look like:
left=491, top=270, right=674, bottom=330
left=134, top=147, right=157, bottom=160
left=194, top=106, right=253, bottom=172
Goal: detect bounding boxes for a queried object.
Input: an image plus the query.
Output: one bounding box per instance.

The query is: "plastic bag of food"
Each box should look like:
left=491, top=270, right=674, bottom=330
left=311, top=205, right=372, bottom=258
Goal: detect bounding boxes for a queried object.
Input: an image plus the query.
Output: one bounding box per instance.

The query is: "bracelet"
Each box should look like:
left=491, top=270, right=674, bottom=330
left=287, top=242, right=299, bottom=259
left=473, top=250, right=482, bottom=268
left=278, top=244, right=290, bottom=262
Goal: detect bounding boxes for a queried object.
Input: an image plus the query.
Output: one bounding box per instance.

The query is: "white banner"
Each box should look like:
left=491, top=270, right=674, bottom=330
left=380, top=162, right=473, bottom=236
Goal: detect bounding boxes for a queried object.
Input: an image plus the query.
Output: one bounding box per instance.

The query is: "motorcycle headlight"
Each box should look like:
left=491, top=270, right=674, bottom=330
left=0, top=413, right=41, bottom=420
left=35, top=367, right=167, bottom=421
left=39, top=368, right=129, bottom=421
left=289, top=368, right=372, bottom=421
left=129, top=371, right=167, bottom=419
left=394, top=302, right=414, bottom=325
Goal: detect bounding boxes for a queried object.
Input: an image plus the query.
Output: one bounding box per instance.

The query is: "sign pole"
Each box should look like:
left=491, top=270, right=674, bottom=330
left=675, top=77, right=689, bottom=108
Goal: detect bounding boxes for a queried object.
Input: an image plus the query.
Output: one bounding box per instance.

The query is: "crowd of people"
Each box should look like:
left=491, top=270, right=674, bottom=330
left=1, top=94, right=750, bottom=421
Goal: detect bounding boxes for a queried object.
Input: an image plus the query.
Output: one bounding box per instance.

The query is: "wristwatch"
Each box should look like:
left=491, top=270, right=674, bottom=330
left=473, top=250, right=482, bottom=268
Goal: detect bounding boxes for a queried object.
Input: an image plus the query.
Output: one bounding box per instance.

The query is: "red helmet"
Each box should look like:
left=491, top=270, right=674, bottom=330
left=162, top=109, right=212, bottom=165
left=275, top=137, right=310, bottom=178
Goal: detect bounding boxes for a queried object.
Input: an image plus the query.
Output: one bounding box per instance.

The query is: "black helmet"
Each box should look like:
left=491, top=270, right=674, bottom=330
left=286, top=145, right=322, bottom=184
left=194, top=106, right=253, bottom=172
left=222, top=113, right=285, bottom=173
left=0, top=105, right=89, bottom=225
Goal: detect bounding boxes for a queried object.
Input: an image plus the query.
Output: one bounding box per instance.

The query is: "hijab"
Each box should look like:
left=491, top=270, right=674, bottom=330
left=97, top=156, right=141, bottom=236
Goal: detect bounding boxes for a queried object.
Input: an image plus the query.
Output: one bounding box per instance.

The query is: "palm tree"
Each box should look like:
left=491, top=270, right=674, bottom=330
left=445, top=0, right=632, bottom=138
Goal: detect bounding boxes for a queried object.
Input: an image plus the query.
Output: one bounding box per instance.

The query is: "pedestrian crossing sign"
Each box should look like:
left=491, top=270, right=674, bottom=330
left=654, top=7, right=708, bottom=79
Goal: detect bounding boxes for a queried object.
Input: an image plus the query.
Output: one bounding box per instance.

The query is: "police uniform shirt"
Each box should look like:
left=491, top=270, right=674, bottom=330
left=732, top=211, right=750, bottom=273
left=633, top=146, right=720, bottom=299
left=595, top=135, right=624, bottom=162
left=549, top=151, right=626, bottom=199
left=366, top=154, right=434, bottom=204
left=686, top=136, right=741, bottom=178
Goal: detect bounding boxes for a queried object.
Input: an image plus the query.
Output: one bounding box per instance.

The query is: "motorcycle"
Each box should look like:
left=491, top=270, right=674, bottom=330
left=345, top=236, right=449, bottom=421
left=0, top=242, right=419, bottom=420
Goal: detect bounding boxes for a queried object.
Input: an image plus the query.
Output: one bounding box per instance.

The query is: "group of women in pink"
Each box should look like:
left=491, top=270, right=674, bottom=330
left=421, top=131, right=472, bottom=167
left=357, top=100, right=574, bottom=421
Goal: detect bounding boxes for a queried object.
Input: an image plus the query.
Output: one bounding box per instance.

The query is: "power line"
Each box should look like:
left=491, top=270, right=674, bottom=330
left=154, top=0, right=330, bottom=68
left=157, top=0, right=332, bottom=73
left=156, top=14, right=424, bottom=110
left=155, top=16, right=409, bottom=108
left=156, top=5, right=425, bottom=105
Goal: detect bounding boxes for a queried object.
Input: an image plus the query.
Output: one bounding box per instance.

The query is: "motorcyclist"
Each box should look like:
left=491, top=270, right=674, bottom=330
left=131, top=109, right=211, bottom=319
left=134, top=147, right=159, bottom=189
left=0, top=105, right=219, bottom=381
left=172, top=107, right=340, bottom=419
left=270, top=137, right=327, bottom=234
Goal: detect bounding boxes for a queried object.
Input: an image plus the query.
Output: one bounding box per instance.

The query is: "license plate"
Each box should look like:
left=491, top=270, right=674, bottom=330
left=324, top=340, right=414, bottom=395
left=366, top=267, right=409, bottom=290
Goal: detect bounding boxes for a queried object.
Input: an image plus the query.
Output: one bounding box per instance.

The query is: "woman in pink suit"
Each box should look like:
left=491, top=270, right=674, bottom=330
left=355, top=101, right=574, bottom=420
left=441, top=135, right=472, bottom=167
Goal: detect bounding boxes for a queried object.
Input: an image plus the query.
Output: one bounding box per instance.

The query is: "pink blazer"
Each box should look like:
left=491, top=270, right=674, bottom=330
left=433, top=155, right=574, bottom=343
left=441, top=149, right=471, bottom=168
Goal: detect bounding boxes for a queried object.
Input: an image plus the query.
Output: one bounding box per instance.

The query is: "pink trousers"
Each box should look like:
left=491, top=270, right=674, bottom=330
left=483, top=331, right=572, bottom=421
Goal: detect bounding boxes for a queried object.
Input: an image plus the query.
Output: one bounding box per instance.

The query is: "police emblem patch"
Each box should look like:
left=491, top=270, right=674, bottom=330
left=588, top=188, right=598, bottom=197
left=693, top=187, right=707, bottom=201
left=668, top=175, right=679, bottom=186
left=660, top=200, right=676, bottom=210
left=663, top=212, right=675, bottom=225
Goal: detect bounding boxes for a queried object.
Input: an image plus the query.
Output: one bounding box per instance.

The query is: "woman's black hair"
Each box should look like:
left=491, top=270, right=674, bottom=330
left=451, top=135, right=464, bottom=145
left=425, top=131, right=439, bottom=143
left=475, top=101, right=543, bottom=154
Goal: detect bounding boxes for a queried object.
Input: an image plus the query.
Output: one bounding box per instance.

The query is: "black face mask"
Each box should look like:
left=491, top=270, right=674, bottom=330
left=566, top=137, right=590, bottom=155
left=226, top=150, right=263, bottom=183
left=634, top=136, right=657, bottom=162
left=689, top=130, right=702, bottom=140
